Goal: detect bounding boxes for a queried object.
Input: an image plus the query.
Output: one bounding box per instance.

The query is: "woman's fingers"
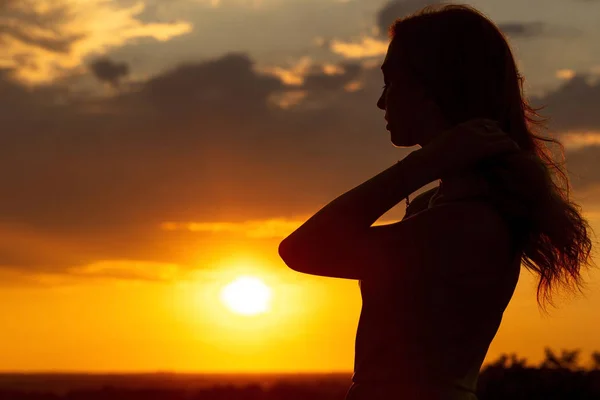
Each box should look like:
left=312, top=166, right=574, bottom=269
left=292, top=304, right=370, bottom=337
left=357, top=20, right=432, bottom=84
left=430, top=119, right=521, bottom=175
left=420, top=118, right=523, bottom=179
left=482, top=138, right=520, bottom=157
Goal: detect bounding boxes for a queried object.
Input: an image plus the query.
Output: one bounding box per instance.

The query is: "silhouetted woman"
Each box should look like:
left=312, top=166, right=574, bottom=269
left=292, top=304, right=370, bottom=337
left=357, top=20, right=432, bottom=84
left=278, top=4, right=595, bottom=400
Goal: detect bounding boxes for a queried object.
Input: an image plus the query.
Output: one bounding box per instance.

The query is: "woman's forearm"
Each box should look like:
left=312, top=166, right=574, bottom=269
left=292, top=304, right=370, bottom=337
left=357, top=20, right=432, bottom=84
left=280, top=150, right=437, bottom=252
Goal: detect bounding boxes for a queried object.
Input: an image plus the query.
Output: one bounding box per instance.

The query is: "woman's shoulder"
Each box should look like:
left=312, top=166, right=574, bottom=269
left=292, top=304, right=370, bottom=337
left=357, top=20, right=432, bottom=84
left=402, top=197, right=515, bottom=267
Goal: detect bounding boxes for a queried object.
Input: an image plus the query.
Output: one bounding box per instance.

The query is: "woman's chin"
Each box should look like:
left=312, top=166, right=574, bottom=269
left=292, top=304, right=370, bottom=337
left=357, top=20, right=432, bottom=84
left=390, top=131, right=417, bottom=147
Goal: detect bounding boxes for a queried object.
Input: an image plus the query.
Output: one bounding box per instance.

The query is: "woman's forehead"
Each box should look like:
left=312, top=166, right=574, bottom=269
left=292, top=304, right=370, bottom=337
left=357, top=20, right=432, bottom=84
left=381, top=42, right=395, bottom=68
left=381, top=40, right=405, bottom=72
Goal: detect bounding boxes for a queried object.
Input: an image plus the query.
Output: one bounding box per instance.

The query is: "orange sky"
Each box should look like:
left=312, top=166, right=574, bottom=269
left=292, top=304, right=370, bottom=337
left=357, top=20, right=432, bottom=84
left=0, top=208, right=598, bottom=373
left=2, top=0, right=600, bottom=373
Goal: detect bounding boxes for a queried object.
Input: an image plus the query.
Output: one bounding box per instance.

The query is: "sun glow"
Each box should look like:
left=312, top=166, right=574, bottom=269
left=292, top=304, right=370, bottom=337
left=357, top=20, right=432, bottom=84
left=220, top=276, right=272, bottom=316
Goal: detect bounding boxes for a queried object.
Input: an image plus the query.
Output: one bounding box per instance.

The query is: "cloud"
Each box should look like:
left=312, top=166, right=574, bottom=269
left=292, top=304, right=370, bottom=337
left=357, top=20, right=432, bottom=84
left=0, top=0, right=192, bottom=83
left=160, top=219, right=304, bottom=239
left=498, top=22, right=580, bottom=39
left=329, top=37, right=389, bottom=59
left=498, top=22, right=547, bottom=38
left=562, top=145, right=600, bottom=190
left=89, top=58, right=130, bottom=86
left=528, top=73, right=600, bottom=190
left=237, top=56, right=365, bottom=106
left=374, top=1, right=577, bottom=43
left=376, top=0, right=442, bottom=37
left=256, top=56, right=313, bottom=86
left=187, top=0, right=266, bottom=7
left=1, top=46, right=600, bottom=283
left=299, top=62, right=363, bottom=92
left=67, top=260, right=184, bottom=282
left=531, top=74, right=600, bottom=132
left=0, top=50, right=400, bottom=281
left=556, top=69, right=577, bottom=80
left=0, top=0, right=83, bottom=53
left=561, top=132, right=600, bottom=150
left=160, top=216, right=403, bottom=239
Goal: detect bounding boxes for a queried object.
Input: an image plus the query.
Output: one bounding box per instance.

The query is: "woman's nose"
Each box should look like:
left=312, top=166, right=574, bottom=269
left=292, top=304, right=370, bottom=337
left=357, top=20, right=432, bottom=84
left=377, top=94, right=385, bottom=110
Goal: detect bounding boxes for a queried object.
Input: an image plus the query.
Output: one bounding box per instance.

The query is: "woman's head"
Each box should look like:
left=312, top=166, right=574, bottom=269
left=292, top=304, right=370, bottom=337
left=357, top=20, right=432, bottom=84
left=378, top=4, right=528, bottom=149
left=379, top=4, right=596, bottom=310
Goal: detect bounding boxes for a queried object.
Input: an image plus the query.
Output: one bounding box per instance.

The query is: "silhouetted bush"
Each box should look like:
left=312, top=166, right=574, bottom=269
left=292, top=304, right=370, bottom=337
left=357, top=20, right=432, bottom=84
left=1, top=349, right=599, bottom=400
left=476, top=348, right=600, bottom=400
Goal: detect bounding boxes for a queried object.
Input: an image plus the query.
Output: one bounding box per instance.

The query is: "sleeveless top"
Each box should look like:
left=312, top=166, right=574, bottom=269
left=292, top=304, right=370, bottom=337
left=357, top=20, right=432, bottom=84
left=351, top=184, right=522, bottom=398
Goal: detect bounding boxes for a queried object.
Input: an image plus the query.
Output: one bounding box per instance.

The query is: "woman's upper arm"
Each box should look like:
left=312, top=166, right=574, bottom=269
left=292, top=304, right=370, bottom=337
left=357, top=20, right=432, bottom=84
left=279, top=201, right=510, bottom=280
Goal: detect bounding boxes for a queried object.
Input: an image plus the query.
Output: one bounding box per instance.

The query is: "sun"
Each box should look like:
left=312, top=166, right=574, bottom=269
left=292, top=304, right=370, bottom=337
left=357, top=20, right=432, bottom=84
left=220, top=276, right=272, bottom=316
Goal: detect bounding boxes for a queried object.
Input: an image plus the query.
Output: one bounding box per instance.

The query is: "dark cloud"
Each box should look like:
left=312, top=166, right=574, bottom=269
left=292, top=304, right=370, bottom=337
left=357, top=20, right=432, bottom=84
left=527, top=74, right=600, bottom=190
left=528, top=74, right=600, bottom=189
left=531, top=74, right=600, bottom=132
left=376, top=0, right=441, bottom=37
left=1, top=46, right=599, bottom=280
left=89, top=58, right=130, bottom=86
left=563, top=145, right=600, bottom=190
left=0, top=0, right=192, bottom=84
left=140, top=53, right=282, bottom=117
left=499, top=22, right=580, bottom=39
left=0, top=0, right=83, bottom=54
left=498, top=22, right=547, bottom=38
left=375, top=1, right=576, bottom=41
left=0, top=52, right=395, bottom=277
left=301, top=62, right=362, bottom=92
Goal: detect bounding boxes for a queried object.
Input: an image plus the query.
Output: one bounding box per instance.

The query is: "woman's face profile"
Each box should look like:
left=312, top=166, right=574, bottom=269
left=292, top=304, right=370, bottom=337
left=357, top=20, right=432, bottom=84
left=377, top=40, right=444, bottom=148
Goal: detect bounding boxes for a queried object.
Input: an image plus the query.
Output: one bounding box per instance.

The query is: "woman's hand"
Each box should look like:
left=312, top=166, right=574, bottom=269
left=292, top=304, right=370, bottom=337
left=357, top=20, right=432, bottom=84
left=418, top=118, right=521, bottom=179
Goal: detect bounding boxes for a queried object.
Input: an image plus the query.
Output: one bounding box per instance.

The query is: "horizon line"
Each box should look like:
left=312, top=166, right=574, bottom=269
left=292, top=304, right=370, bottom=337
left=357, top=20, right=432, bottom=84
left=0, top=371, right=354, bottom=376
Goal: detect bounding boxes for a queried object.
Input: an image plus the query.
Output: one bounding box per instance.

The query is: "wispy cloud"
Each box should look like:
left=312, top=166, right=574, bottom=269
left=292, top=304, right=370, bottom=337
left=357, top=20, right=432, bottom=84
left=1, top=0, right=192, bottom=83
left=376, top=0, right=442, bottom=37
left=1, top=44, right=600, bottom=282
left=0, top=259, right=188, bottom=287
left=498, top=22, right=547, bottom=38
left=562, top=132, right=600, bottom=150
left=67, top=260, right=184, bottom=282
left=194, top=0, right=266, bottom=8
left=161, top=219, right=304, bottom=239
left=329, top=37, right=388, bottom=59
left=556, top=69, right=577, bottom=80
left=257, top=56, right=313, bottom=86
left=160, top=217, right=403, bottom=239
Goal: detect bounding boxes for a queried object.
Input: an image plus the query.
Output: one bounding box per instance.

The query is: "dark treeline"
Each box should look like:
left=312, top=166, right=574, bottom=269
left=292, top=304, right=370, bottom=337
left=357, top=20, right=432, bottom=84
left=2, top=349, right=600, bottom=400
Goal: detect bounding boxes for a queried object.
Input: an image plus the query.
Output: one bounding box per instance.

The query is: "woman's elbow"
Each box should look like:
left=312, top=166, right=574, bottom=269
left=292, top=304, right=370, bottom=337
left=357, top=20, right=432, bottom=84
left=278, top=237, right=304, bottom=272
left=278, top=237, right=320, bottom=274
left=279, top=237, right=360, bottom=279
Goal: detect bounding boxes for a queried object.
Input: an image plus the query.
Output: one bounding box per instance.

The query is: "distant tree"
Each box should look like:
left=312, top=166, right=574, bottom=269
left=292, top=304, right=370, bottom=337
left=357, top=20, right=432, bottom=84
left=541, top=347, right=561, bottom=368
left=592, top=351, right=600, bottom=370
left=560, top=349, right=581, bottom=369
left=490, top=353, right=509, bottom=368
left=487, top=352, right=528, bottom=369
left=509, top=353, right=528, bottom=368
left=541, top=347, right=581, bottom=370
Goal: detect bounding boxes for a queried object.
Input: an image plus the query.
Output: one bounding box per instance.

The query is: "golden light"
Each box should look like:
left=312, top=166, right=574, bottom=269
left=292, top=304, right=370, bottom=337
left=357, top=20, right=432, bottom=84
left=220, top=276, right=272, bottom=316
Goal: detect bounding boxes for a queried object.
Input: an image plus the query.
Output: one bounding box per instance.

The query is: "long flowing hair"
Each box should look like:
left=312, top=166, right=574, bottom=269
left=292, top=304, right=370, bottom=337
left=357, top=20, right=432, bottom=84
left=389, top=4, right=596, bottom=309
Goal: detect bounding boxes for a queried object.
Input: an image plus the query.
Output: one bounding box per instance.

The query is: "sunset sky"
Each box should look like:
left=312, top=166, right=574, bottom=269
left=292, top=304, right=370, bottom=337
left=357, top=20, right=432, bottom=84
left=1, top=0, right=600, bottom=373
